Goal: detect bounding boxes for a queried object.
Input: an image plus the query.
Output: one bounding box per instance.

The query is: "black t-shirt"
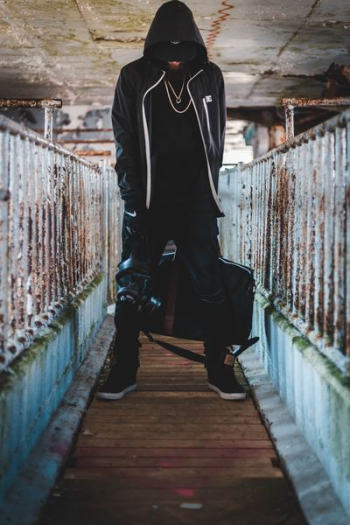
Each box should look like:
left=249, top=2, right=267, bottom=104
left=150, top=65, right=214, bottom=212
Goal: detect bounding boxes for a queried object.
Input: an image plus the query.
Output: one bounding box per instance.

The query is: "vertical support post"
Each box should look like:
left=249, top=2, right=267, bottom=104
left=345, top=114, right=350, bottom=365
left=0, top=100, right=62, bottom=142
left=44, top=106, right=54, bottom=141
left=99, top=159, right=107, bottom=276
left=0, top=130, right=10, bottom=366
left=284, top=104, right=294, bottom=141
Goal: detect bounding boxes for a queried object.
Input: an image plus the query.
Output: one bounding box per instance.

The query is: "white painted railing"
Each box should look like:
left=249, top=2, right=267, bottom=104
left=219, top=109, right=350, bottom=375
left=0, top=115, right=121, bottom=371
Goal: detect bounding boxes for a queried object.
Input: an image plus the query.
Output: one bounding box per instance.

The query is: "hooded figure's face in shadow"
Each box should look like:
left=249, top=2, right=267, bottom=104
left=143, top=0, right=208, bottom=71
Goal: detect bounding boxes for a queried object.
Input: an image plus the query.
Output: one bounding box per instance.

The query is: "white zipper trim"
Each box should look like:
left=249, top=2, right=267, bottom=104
left=202, top=97, right=211, bottom=137
left=187, top=71, right=224, bottom=214
left=142, top=70, right=166, bottom=209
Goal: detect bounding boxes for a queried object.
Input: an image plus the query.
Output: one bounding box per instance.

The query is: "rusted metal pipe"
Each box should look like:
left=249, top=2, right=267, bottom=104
left=0, top=99, right=62, bottom=109
left=73, top=150, right=111, bottom=156
left=54, top=128, right=113, bottom=134
left=282, top=97, right=350, bottom=107
left=58, top=140, right=114, bottom=144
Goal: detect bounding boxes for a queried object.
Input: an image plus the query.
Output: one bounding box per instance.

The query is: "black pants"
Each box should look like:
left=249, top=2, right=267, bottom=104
left=114, top=205, right=228, bottom=369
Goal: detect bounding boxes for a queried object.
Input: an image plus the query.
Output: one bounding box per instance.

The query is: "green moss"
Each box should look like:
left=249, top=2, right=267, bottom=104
left=255, top=289, right=350, bottom=391
left=0, top=273, right=105, bottom=396
left=254, top=289, right=350, bottom=484
left=292, top=335, right=311, bottom=353
left=268, top=305, right=300, bottom=339
left=70, top=272, right=104, bottom=308
left=255, top=291, right=271, bottom=309
left=301, top=342, right=350, bottom=393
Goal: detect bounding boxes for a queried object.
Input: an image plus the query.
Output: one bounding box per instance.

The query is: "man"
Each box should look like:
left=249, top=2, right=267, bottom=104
left=98, top=0, right=246, bottom=401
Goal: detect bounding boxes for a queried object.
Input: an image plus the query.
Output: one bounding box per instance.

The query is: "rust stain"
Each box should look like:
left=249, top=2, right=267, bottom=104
left=0, top=98, right=62, bottom=108
left=282, top=97, right=350, bottom=107
left=206, top=1, right=234, bottom=54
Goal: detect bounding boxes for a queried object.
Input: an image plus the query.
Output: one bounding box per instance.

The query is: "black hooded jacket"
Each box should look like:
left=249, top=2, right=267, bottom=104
left=111, top=0, right=227, bottom=217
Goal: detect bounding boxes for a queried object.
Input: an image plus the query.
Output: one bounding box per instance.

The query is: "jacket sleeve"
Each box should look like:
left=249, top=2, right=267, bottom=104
left=112, top=66, right=144, bottom=210
left=217, top=67, right=227, bottom=168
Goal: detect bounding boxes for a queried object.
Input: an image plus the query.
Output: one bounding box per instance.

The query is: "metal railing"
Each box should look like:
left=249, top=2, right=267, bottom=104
left=0, top=115, right=121, bottom=371
left=219, top=109, right=350, bottom=375
left=282, top=97, right=350, bottom=140
left=0, top=99, right=62, bottom=141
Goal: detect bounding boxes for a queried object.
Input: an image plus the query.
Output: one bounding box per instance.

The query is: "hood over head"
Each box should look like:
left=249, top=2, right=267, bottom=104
left=144, top=0, right=209, bottom=69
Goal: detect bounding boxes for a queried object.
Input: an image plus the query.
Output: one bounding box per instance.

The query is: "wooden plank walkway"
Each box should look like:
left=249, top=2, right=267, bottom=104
left=40, top=333, right=306, bottom=525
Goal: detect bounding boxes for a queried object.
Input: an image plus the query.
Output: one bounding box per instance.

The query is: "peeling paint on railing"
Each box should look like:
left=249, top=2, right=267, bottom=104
left=0, top=115, right=121, bottom=371
left=219, top=109, right=350, bottom=375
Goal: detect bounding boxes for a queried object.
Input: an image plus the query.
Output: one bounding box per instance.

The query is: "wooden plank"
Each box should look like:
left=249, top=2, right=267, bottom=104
left=87, top=402, right=257, bottom=412
left=87, top=405, right=259, bottom=414
left=64, top=467, right=284, bottom=482
left=92, top=394, right=246, bottom=401
left=136, top=378, right=246, bottom=383
left=134, top=369, right=207, bottom=374
left=124, top=384, right=212, bottom=389
left=139, top=336, right=203, bottom=343
left=78, top=429, right=268, bottom=439
left=75, top=439, right=275, bottom=449
left=92, top=391, right=242, bottom=399
left=135, top=364, right=206, bottom=368
left=82, top=416, right=261, bottom=425
left=138, top=346, right=205, bottom=352
left=81, top=421, right=264, bottom=430
left=71, top=457, right=274, bottom=468
left=73, top=447, right=276, bottom=458
left=86, top=411, right=259, bottom=418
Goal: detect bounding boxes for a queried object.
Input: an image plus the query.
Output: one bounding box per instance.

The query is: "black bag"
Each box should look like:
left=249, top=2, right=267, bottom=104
left=139, top=249, right=257, bottom=349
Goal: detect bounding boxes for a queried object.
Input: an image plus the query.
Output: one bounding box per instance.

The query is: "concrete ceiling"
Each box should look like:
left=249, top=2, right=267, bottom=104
left=0, top=0, right=349, bottom=108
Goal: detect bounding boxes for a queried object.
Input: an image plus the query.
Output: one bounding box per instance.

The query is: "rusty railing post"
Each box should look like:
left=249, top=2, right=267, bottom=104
left=0, top=99, right=62, bottom=141
left=282, top=97, right=350, bottom=140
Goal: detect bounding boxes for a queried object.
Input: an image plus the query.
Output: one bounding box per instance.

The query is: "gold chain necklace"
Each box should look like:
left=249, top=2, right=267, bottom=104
left=164, top=71, right=192, bottom=114
left=166, top=75, right=185, bottom=103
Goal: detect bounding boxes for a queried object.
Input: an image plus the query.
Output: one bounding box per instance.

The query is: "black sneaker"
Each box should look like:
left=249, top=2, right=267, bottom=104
left=207, top=364, right=247, bottom=400
left=205, top=348, right=247, bottom=401
left=97, top=364, right=137, bottom=400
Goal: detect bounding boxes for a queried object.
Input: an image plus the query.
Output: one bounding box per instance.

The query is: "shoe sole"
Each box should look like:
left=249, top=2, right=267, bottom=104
left=208, top=382, right=247, bottom=401
left=97, top=383, right=137, bottom=401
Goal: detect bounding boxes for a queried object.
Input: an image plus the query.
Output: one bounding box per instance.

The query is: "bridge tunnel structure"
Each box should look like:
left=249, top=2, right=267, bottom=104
left=0, top=1, right=350, bottom=524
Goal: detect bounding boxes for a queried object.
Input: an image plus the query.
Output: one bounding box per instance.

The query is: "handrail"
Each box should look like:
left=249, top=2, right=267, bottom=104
left=219, top=108, right=350, bottom=375
left=0, top=115, right=121, bottom=371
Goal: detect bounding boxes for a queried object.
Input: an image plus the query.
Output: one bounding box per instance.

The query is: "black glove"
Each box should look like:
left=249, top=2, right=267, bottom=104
left=123, top=205, right=148, bottom=238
